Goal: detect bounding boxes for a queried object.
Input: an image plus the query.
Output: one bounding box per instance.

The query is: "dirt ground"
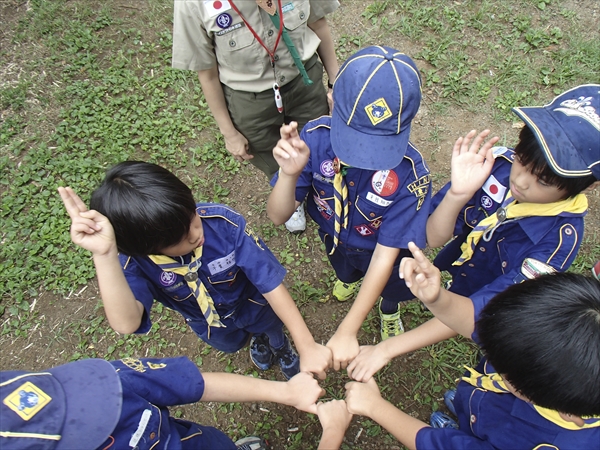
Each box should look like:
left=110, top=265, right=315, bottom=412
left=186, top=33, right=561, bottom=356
left=1, top=0, right=599, bottom=448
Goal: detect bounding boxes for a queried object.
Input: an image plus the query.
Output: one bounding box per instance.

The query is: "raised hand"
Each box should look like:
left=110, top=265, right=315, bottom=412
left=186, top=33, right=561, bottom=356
left=58, top=186, right=116, bottom=256
left=273, top=121, right=310, bottom=177
left=448, top=129, right=499, bottom=199
left=399, top=242, right=442, bottom=305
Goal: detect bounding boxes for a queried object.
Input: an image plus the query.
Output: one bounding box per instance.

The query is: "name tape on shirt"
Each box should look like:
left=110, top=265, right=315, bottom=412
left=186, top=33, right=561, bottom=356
left=204, top=0, right=231, bottom=18
left=482, top=174, right=506, bottom=204
left=208, top=250, right=236, bottom=275
left=366, top=191, right=392, bottom=207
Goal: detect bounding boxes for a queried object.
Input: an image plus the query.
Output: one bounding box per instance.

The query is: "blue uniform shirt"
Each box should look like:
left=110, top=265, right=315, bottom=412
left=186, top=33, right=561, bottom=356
left=431, top=148, right=585, bottom=330
left=272, top=116, right=431, bottom=251
left=99, top=357, right=235, bottom=450
left=415, top=358, right=600, bottom=449
left=120, top=204, right=286, bottom=348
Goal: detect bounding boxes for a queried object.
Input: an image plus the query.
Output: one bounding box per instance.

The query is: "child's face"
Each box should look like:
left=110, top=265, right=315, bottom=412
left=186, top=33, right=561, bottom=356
left=509, top=157, right=568, bottom=204
left=159, top=214, right=204, bottom=257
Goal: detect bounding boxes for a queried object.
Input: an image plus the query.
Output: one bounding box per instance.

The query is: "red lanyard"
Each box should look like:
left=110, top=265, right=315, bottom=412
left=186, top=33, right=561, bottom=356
left=229, top=0, right=284, bottom=67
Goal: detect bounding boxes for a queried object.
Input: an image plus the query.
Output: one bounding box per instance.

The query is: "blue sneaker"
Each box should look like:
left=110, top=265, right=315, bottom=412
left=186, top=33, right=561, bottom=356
left=444, top=389, right=457, bottom=416
left=249, top=334, right=273, bottom=371
left=272, top=335, right=300, bottom=380
left=430, top=411, right=459, bottom=429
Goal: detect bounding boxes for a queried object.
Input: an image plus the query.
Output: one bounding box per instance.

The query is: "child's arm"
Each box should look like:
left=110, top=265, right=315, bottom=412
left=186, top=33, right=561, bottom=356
left=327, top=243, right=399, bottom=371
left=345, top=378, right=428, bottom=450
left=426, top=130, right=498, bottom=248
left=201, top=371, right=325, bottom=414
left=264, top=284, right=332, bottom=379
left=400, top=242, right=475, bottom=338
left=317, top=400, right=353, bottom=450
left=58, top=187, right=144, bottom=334
left=346, top=318, right=457, bottom=382
left=266, top=122, right=309, bottom=225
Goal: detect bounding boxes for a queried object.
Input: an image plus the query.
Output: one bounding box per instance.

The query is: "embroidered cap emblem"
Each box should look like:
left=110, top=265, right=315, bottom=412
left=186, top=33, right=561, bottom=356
left=365, top=98, right=392, bottom=126
left=3, top=382, right=52, bottom=420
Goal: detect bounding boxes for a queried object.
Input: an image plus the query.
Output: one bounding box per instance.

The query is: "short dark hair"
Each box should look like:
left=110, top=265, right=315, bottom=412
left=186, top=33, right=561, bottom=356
left=514, top=125, right=597, bottom=198
left=477, top=273, right=600, bottom=416
left=90, top=161, right=197, bottom=256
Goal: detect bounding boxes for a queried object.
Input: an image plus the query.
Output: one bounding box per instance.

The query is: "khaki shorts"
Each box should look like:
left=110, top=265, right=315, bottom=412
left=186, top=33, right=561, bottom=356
left=223, top=54, right=329, bottom=179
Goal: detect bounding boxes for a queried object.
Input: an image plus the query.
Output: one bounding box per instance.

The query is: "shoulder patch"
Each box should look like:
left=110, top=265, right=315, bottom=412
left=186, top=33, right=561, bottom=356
left=492, top=146, right=515, bottom=163
left=407, top=174, right=431, bottom=210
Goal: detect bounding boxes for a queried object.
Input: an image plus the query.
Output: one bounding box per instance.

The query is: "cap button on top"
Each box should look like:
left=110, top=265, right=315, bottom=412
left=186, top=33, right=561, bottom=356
left=384, top=53, right=394, bottom=61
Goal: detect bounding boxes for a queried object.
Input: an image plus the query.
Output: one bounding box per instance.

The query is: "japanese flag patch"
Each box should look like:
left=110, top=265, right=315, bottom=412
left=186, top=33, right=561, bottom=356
left=482, top=174, right=506, bottom=204
left=204, top=0, right=231, bottom=18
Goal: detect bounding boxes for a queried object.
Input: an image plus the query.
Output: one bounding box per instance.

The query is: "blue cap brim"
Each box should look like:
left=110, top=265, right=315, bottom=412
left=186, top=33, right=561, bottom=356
left=50, top=359, right=122, bottom=450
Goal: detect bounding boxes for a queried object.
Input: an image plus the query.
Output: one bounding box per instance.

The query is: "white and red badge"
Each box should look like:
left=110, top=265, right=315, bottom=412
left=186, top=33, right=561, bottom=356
left=482, top=174, right=506, bottom=204
left=371, top=170, right=399, bottom=196
left=204, top=0, right=231, bottom=18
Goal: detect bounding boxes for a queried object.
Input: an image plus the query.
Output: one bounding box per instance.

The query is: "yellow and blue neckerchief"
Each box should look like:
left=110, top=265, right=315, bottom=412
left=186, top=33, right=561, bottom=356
left=454, top=191, right=588, bottom=265
left=330, top=157, right=349, bottom=255
left=461, top=365, right=600, bottom=430
left=148, top=247, right=224, bottom=330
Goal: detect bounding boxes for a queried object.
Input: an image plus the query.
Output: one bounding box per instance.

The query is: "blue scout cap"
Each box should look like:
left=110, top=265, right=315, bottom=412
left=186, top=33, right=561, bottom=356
left=1, top=359, right=122, bottom=449
left=512, top=84, right=600, bottom=179
left=330, top=45, right=422, bottom=170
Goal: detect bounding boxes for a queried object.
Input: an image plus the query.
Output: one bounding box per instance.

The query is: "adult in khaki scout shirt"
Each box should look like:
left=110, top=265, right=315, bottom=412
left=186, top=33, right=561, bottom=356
left=172, top=0, right=339, bottom=179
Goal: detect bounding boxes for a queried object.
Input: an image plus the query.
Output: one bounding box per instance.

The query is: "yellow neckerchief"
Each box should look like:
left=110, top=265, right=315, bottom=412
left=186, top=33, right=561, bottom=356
left=330, top=158, right=349, bottom=255
left=148, top=247, right=224, bottom=329
left=453, top=191, right=588, bottom=265
left=461, top=365, right=600, bottom=430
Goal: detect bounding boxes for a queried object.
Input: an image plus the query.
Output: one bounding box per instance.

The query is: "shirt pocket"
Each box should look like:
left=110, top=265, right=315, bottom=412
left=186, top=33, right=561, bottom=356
left=159, top=280, right=194, bottom=302
left=214, top=27, right=263, bottom=75
left=283, top=0, right=310, bottom=31
left=355, top=195, right=386, bottom=225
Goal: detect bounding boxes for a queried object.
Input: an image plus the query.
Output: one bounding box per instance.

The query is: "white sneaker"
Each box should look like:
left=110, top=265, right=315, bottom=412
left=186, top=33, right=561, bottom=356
left=285, top=203, right=306, bottom=234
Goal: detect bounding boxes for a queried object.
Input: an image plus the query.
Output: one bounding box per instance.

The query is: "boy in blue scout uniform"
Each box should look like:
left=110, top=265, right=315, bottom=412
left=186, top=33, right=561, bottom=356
left=343, top=266, right=600, bottom=449
left=346, top=84, right=600, bottom=383
left=0, top=356, right=325, bottom=449
left=267, top=46, right=432, bottom=371
left=58, top=162, right=331, bottom=380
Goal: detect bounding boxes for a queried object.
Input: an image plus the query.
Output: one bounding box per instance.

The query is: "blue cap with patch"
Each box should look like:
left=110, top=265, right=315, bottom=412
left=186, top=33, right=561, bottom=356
left=1, top=359, right=122, bottom=449
left=330, top=45, right=422, bottom=170
left=512, top=84, right=600, bottom=179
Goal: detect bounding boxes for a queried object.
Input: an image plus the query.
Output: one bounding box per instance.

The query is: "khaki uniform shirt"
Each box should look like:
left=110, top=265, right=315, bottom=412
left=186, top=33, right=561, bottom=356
left=172, top=0, right=339, bottom=92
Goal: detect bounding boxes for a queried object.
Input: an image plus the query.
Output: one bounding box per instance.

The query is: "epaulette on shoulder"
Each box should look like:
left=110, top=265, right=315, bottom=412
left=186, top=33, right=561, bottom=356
left=492, top=146, right=515, bottom=163
left=304, top=115, right=332, bottom=134
left=196, top=204, right=242, bottom=228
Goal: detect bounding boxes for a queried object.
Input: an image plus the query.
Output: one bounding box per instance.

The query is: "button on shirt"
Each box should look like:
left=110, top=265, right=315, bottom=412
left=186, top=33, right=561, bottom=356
left=272, top=116, right=431, bottom=250
left=172, top=0, right=339, bottom=92
left=431, top=149, right=585, bottom=329
left=120, top=204, right=287, bottom=334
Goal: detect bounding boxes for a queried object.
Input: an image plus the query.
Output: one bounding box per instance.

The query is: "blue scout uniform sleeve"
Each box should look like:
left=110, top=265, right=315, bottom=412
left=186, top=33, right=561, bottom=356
left=118, top=253, right=159, bottom=334
left=376, top=144, right=431, bottom=249
left=198, top=204, right=287, bottom=296
left=416, top=427, right=496, bottom=450
left=469, top=219, right=582, bottom=341
left=111, top=357, right=204, bottom=406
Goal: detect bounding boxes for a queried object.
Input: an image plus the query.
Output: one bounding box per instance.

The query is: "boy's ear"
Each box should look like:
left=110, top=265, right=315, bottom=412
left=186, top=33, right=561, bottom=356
left=582, top=180, right=600, bottom=194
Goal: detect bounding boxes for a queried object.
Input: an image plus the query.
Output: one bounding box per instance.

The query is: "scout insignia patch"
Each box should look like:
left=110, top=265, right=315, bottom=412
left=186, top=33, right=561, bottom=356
left=3, top=382, right=52, bottom=420
left=407, top=175, right=430, bottom=210
left=365, top=98, right=392, bottom=125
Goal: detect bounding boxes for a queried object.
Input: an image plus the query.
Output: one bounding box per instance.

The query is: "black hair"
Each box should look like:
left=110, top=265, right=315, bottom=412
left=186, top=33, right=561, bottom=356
left=514, top=125, right=597, bottom=198
left=476, top=273, right=600, bottom=416
left=89, top=161, right=197, bottom=256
